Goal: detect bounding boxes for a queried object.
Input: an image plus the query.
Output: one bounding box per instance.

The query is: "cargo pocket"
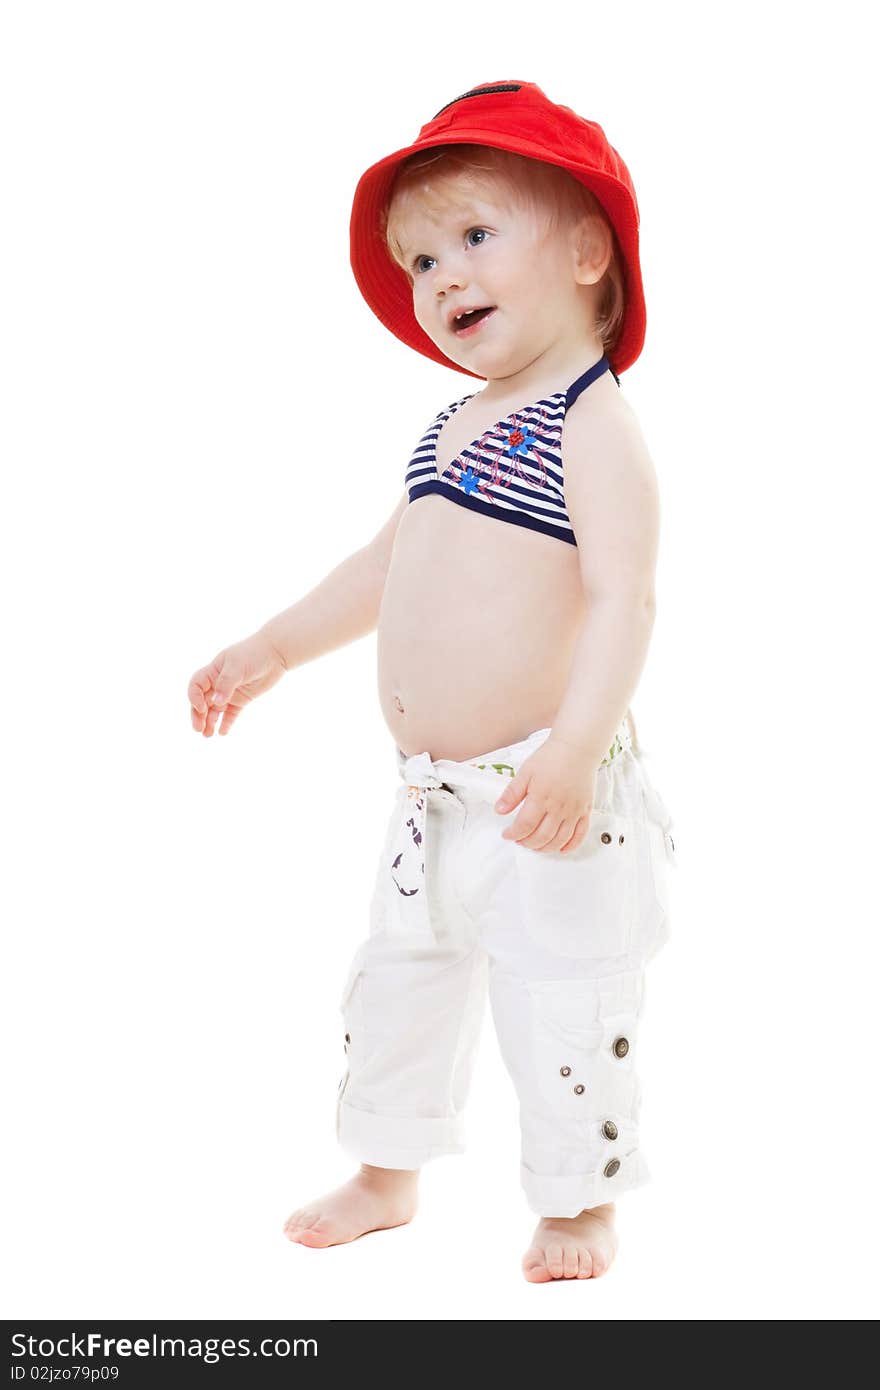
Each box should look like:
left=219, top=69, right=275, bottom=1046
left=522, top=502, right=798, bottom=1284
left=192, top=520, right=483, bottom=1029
left=525, top=978, right=604, bottom=1114
left=523, top=977, right=641, bottom=1126
left=514, top=809, right=637, bottom=959
left=519, top=976, right=646, bottom=1197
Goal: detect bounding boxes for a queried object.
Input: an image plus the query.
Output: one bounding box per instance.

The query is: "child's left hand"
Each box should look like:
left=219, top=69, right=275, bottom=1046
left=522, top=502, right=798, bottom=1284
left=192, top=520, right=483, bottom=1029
left=494, top=736, right=599, bottom=854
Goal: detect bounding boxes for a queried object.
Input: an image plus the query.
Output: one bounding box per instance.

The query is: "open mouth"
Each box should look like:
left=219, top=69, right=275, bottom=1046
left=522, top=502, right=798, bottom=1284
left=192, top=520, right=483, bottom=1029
left=452, top=306, right=496, bottom=334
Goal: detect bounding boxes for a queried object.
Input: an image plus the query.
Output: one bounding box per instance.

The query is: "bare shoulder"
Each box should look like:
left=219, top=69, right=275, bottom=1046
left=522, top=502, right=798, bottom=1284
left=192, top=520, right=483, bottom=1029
left=560, top=382, right=661, bottom=591
left=561, top=382, right=658, bottom=489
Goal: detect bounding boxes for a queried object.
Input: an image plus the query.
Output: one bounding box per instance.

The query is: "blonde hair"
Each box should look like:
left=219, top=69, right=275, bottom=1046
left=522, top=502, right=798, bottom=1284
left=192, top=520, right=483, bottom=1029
left=381, top=143, right=626, bottom=358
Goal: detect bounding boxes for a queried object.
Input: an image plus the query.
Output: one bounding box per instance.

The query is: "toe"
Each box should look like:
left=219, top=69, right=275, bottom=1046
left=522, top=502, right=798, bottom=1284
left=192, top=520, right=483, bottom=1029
left=590, top=1249, right=608, bottom=1278
left=292, top=1223, right=334, bottom=1248
left=576, top=1245, right=593, bottom=1278
left=522, top=1249, right=553, bottom=1283
left=284, top=1208, right=320, bottom=1239
left=545, top=1242, right=565, bottom=1279
left=563, top=1246, right=579, bottom=1279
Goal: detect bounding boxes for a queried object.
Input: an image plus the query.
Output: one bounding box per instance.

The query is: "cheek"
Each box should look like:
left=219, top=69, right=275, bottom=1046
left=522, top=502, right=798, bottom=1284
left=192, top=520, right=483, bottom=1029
left=412, top=292, right=439, bottom=338
left=493, top=258, right=526, bottom=302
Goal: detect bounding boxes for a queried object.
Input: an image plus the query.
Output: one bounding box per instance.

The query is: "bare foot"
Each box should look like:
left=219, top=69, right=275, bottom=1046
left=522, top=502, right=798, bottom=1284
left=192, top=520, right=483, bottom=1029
left=522, top=1202, right=618, bottom=1282
left=283, top=1164, right=419, bottom=1248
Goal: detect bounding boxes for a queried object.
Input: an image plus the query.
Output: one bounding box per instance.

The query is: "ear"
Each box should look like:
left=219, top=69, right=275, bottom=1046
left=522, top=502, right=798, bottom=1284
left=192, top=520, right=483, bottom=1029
left=571, top=212, right=613, bottom=287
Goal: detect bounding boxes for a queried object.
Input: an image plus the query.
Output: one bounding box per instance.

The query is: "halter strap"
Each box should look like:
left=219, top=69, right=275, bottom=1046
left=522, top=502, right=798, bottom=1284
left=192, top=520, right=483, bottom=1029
left=565, top=353, right=619, bottom=411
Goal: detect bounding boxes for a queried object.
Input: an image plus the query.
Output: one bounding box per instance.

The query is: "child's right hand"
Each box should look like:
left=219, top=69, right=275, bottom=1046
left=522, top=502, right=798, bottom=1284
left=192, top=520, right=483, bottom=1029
left=188, top=631, right=287, bottom=737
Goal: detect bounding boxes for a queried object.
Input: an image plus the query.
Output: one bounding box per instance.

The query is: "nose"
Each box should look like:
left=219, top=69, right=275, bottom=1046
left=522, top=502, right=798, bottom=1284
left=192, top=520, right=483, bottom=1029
left=435, top=277, right=467, bottom=306
left=431, top=253, right=468, bottom=302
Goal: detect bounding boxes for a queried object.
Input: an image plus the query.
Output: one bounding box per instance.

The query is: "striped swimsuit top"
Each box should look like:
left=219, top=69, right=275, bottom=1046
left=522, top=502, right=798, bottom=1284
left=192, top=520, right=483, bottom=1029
left=404, top=353, right=619, bottom=546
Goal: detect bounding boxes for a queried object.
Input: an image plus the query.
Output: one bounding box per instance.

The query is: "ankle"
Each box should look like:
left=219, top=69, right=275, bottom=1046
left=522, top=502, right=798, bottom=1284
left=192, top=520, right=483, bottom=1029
left=587, top=1202, right=615, bottom=1219
left=358, top=1163, right=420, bottom=1188
left=575, top=1202, right=615, bottom=1224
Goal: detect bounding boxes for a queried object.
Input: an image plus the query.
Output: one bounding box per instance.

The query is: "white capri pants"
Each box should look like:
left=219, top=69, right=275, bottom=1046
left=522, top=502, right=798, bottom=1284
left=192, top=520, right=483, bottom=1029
left=335, top=717, right=676, bottom=1218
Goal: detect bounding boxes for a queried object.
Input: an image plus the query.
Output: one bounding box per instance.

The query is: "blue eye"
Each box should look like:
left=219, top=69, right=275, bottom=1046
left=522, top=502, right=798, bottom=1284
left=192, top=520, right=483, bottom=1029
left=413, top=227, right=490, bottom=274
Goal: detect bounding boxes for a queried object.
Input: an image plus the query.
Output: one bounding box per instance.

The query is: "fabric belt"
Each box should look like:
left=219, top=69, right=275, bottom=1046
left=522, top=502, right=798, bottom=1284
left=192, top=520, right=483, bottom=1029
left=384, top=720, right=636, bottom=941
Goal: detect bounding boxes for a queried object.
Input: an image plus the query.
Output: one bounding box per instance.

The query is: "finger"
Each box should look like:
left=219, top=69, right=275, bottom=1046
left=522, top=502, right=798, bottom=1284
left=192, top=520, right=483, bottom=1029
left=559, top=813, right=591, bottom=854
left=207, top=658, right=241, bottom=714
left=187, top=669, right=213, bottom=715
left=540, top=818, right=580, bottom=853
left=506, top=810, right=558, bottom=850
left=217, top=704, right=242, bottom=736
left=188, top=670, right=216, bottom=729
left=203, top=702, right=223, bottom=737
left=500, top=803, right=543, bottom=841
left=495, top=778, right=526, bottom=814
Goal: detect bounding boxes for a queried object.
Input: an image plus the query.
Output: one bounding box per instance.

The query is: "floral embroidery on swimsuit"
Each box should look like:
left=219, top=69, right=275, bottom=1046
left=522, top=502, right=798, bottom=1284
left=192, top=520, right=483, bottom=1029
left=407, top=357, right=616, bottom=548
left=498, top=419, right=539, bottom=459
left=440, top=406, right=555, bottom=501
left=455, top=464, right=493, bottom=500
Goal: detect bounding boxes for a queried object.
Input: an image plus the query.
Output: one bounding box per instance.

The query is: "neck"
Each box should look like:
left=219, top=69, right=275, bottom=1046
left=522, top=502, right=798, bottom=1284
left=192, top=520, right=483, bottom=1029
left=478, top=335, right=607, bottom=405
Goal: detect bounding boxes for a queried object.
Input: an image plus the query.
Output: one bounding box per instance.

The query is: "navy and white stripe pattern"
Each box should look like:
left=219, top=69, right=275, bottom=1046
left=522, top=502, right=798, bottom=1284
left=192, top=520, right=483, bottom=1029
left=405, top=354, right=618, bottom=546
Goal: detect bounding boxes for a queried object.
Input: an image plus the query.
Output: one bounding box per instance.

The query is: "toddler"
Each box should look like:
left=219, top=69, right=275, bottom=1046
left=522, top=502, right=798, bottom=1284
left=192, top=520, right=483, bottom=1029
left=188, top=79, right=676, bottom=1283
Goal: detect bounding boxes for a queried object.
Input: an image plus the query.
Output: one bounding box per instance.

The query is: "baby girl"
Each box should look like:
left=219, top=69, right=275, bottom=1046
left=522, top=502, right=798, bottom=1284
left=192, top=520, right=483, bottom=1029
left=188, top=79, right=676, bottom=1283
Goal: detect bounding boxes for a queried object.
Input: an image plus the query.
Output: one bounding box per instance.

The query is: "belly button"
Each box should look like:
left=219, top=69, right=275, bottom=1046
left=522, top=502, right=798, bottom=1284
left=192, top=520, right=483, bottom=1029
left=394, top=695, right=405, bottom=712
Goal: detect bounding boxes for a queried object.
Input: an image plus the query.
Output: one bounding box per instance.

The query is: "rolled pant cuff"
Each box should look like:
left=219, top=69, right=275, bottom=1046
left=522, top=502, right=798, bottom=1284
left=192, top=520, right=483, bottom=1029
left=337, top=1101, right=466, bottom=1170
left=521, top=1149, right=651, bottom=1218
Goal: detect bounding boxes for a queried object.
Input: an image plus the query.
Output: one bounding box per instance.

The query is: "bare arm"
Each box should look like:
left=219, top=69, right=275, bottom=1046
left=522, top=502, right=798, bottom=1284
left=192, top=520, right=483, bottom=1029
left=549, top=403, right=659, bottom=764
left=257, top=491, right=408, bottom=671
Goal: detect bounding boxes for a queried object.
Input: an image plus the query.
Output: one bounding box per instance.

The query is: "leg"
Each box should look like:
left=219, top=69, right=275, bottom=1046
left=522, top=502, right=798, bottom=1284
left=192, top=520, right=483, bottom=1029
left=285, top=941, right=487, bottom=1247
left=285, top=785, right=487, bottom=1247
left=489, top=962, right=646, bottom=1279
left=481, top=745, right=670, bottom=1279
left=335, top=932, right=488, bottom=1168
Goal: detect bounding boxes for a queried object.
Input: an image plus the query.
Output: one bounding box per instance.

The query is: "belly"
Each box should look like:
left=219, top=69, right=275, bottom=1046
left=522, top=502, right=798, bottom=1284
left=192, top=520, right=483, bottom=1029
left=377, top=496, right=588, bottom=761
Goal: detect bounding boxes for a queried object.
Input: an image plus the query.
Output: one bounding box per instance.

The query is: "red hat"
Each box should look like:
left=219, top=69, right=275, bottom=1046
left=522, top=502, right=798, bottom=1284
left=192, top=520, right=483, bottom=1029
left=349, top=79, right=646, bottom=380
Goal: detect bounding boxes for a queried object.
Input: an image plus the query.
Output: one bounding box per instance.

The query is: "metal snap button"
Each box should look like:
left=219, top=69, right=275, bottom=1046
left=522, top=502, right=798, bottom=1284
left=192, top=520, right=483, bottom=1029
left=573, top=1083, right=585, bottom=1095
left=613, top=1036, right=630, bottom=1059
left=600, top=831, right=612, bottom=844
left=602, top=1120, right=619, bottom=1141
left=559, top=1065, right=571, bottom=1077
left=604, top=1158, right=621, bottom=1178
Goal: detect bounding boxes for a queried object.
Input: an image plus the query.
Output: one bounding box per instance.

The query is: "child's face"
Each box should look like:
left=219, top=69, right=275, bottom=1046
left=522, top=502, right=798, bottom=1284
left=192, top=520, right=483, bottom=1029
left=393, top=177, right=596, bottom=378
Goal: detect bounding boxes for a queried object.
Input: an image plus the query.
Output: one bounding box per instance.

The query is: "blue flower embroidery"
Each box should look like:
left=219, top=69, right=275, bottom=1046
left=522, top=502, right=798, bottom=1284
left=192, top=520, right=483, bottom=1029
left=498, top=420, right=538, bottom=457
left=458, top=465, right=483, bottom=495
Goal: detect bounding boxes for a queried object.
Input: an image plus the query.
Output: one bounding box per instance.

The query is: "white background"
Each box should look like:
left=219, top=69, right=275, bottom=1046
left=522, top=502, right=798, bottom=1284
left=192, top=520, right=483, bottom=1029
left=3, top=0, right=878, bottom=1322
